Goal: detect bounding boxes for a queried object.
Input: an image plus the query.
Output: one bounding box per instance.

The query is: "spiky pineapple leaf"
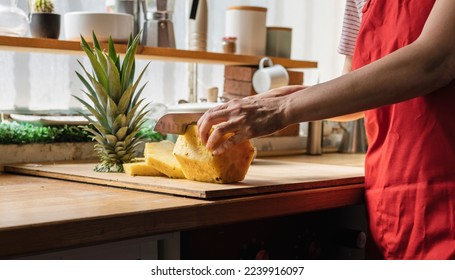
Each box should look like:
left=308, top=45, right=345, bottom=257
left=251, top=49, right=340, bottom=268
left=81, top=43, right=108, bottom=90
left=125, top=98, right=145, bottom=126
left=92, top=31, right=102, bottom=51
left=80, top=35, right=93, bottom=55
left=117, top=86, right=134, bottom=114
left=129, top=83, right=148, bottom=112
left=94, top=48, right=108, bottom=75
left=115, top=127, right=128, bottom=141
left=79, top=89, right=106, bottom=118
left=107, top=36, right=120, bottom=70
left=112, top=114, right=127, bottom=133
left=106, top=55, right=122, bottom=102
left=77, top=61, right=108, bottom=109
left=91, top=121, right=111, bottom=136
left=120, top=34, right=141, bottom=92
left=73, top=96, right=108, bottom=127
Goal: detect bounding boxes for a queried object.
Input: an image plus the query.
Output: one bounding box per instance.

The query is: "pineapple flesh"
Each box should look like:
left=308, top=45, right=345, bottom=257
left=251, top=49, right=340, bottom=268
left=173, top=125, right=255, bottom=183
left=75, top=32, right=150, bottom=172
left=123, top=159, right=164, bottom=176
left=145, top=141, right=185, bottom=179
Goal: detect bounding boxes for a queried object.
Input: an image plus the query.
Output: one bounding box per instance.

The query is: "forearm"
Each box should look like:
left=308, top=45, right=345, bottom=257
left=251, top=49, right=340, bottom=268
left=283, top=40, right=454, bottom=125
left=327, top=55, right=364, bottom=122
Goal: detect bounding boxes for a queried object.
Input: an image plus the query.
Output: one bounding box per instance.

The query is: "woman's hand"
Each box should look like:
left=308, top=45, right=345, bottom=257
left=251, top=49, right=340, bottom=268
left=197, top=85, right=305, bottom=155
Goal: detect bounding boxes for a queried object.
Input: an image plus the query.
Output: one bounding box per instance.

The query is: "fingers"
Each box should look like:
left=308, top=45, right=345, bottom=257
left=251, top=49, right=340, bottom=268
left=197, top=104, right=228, bottom=144
left=205, top=121, right=238, bottom=151
left=211, top=131, right=247, bottom=156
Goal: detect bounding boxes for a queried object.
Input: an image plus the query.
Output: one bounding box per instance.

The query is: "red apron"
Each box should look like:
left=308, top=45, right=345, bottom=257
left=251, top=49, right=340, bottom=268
left=353, top=0, right=455, bottom=259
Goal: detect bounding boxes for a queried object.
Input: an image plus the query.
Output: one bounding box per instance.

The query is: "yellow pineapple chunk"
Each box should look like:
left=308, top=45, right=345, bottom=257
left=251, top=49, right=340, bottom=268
left=173, top=124, right=255, bottom=183
left=145, top=141, right=185, bottom=179
left=123, top=159, right=164, bottom=176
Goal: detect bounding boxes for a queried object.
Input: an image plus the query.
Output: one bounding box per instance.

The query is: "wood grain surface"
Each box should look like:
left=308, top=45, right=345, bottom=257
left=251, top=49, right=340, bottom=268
left=4, top=158, right=364, bottom=199
left=0, top=173, right=364, bottom=258
left=0, top=36, right=317, bottom=68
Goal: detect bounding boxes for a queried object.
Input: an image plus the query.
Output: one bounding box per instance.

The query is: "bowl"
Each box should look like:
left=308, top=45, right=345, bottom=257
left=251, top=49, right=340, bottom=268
left=64, top=12, right=134, bottom=43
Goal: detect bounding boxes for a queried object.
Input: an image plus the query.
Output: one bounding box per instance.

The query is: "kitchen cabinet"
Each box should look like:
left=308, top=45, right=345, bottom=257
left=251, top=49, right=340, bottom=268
left=0, top=36, right=317, bottom=68
left=0, top=154, right=367, bottom=260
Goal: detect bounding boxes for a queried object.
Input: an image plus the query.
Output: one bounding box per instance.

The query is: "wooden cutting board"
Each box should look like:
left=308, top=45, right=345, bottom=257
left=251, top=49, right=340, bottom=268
left=4, top=159, right=364, bottom=199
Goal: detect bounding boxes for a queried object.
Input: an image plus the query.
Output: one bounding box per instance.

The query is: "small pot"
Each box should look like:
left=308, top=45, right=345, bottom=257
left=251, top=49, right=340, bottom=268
left=30, top=13, right=61, bottom=39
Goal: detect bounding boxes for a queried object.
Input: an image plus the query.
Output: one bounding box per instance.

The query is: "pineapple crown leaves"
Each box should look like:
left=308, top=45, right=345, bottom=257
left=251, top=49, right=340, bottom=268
left=33, top=0, right=55, bottom=13
left=74, top=31, right=151, bottom=172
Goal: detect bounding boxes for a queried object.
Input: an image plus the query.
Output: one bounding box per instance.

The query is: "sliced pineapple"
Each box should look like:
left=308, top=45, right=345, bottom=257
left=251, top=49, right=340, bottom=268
left=145, top=141, right=185, bottom=179
left=123, top=159, right=164, bottom=176
left=173, top=124, right=255, bottom=183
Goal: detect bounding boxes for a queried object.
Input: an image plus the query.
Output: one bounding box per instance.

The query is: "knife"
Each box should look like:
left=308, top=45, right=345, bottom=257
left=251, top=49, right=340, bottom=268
left=153, top=112, right=204, bottom=135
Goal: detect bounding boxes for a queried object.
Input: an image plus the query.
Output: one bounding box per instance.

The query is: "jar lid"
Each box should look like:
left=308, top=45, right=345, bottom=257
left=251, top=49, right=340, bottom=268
left=222, top=36, right=237, bottom=41
left=227, top=6, right=267, bottom=12
left=267, top=26, right=292, bottom=31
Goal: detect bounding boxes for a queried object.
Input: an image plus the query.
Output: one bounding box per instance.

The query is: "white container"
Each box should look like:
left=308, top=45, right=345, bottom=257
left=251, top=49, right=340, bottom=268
left=64, top=12, right=134, bottom=43
left=225, top=6, right=267, bottom=56
left=189, top=0, right=208, bottom=51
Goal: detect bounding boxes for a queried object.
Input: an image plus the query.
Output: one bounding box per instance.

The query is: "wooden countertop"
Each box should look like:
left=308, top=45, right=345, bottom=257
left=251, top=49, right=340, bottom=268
left=0, top=153, right=365, bottom=258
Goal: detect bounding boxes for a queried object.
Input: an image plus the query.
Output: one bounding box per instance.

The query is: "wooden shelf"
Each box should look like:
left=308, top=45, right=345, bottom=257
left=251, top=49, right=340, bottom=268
left=0, top=36, right=317, bottom=69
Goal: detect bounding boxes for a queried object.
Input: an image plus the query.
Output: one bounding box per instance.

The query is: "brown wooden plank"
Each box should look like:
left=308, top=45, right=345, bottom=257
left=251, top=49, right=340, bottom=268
left=4, top=158, right=364, bottom=199
left=0, top=36, right=318, bottom=68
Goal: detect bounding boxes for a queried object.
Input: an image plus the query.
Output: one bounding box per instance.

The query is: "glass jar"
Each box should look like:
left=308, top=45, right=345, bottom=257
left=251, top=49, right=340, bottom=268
left=0, top=0, right=29, bottom=36
left=222, top=36, right=237, bottom=54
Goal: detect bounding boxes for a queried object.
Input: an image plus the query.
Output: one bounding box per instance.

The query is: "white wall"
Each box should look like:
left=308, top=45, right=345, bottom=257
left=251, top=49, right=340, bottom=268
left=0, top=0, right=346, bottom=113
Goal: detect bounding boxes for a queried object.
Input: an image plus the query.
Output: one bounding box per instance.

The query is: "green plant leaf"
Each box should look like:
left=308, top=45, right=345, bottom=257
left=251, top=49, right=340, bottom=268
left=120, top=33, right=141, bottom=92
left=94, top=48, right=108, bottom=74
left=107, top=36, right=120, bottom=69
left=73, top=96, right=109, bottom=128
left=112, top=114, right=127, bottom=132
left=92, top=31, right=102, bottom=51
left=81, top=42, right=108, bottom=90
left=77, top=61, right=108, bottom=109
left=80, top=35, right=93, bottom=55
left=115, top=126, right=128, bottom=141
left=106, top=97, right=119, bottom=132
left=125, top=98, right=145, bottom=125
left=117, top=85, right=133, bottom=114
left=106, top=55, right=122, bottom=102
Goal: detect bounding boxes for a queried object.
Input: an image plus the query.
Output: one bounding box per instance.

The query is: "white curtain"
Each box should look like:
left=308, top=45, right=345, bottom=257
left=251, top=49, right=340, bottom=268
left=0, top=0, right=345, bottom=113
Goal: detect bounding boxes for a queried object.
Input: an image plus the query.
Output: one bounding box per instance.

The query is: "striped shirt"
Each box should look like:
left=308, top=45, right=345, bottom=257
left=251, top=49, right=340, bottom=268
left=338, top=0, right=367, bottom=56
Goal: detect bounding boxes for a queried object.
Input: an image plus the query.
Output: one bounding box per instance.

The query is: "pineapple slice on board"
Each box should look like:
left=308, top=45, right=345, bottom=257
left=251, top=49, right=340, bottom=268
left=145, top=141, right=185, bottom=179
left=173, top=124, right=255, bottom=183
left=123, top=158, right=164, bottom=176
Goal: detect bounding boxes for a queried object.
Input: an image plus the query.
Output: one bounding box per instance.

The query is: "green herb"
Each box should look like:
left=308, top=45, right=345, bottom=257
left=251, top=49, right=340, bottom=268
left=0, top=121, right=164, bottom=145
left=138, top=125, right=165, bottom=142
left=0, top=122, right=89, bottom=144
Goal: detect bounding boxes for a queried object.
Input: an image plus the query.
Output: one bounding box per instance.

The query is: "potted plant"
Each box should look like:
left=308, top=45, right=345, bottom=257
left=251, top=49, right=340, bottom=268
left=29, top=0, right=60, bottom=39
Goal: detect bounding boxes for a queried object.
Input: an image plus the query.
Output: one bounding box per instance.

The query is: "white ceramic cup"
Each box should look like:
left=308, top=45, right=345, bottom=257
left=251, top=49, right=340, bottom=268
left=252, top=57, right=289, bottom=94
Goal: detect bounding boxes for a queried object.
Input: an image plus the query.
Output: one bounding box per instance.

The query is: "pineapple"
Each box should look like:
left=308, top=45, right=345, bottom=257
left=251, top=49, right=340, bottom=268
left=145, top=141, right=185, bottom=179
left=75, top=32, right=150, bottom=172
left=123, top=158, right=164, bottom=176
left=173, top=124, right=255, bottom=183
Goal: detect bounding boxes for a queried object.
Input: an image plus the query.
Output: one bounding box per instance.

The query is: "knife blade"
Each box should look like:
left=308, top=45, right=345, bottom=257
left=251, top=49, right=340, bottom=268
left=153, top=112, right=204, bottom=135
